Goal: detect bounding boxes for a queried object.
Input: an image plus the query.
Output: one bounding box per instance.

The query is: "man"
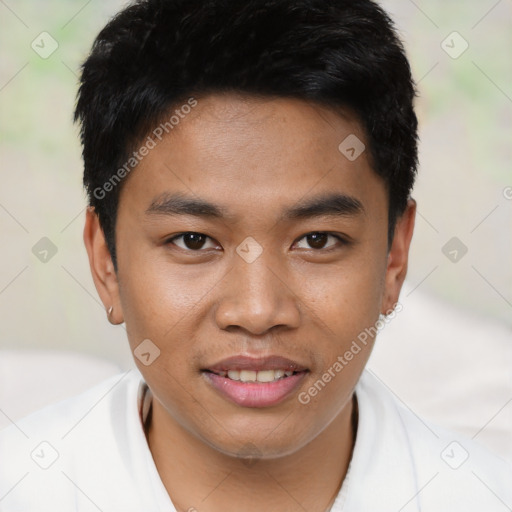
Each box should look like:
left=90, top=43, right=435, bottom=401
left=1, top=0, right=510, bottom=510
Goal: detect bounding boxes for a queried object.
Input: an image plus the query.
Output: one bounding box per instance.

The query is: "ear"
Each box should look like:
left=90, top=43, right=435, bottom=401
left=83, top=206, right=124, bottom=324
left=381, top=199, right=416, bottom=315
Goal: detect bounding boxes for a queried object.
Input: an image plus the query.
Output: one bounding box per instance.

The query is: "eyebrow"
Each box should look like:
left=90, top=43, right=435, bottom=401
left=145, top=191, right=365, bottom=222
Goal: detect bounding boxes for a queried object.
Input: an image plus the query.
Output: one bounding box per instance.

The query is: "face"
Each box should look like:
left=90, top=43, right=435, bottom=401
left=85, top=93, right=415, bottom=459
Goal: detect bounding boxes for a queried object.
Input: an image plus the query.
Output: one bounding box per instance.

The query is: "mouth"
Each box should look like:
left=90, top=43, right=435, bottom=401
left=201, top=355, right=309, bottom=408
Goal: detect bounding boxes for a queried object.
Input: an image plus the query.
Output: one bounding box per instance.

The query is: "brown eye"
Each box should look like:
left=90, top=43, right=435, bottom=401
left=295, top=232, right=345, bottom=250
left=306, top=233, right=328, bottom=249
left=167, top=232, right=218, bottom=251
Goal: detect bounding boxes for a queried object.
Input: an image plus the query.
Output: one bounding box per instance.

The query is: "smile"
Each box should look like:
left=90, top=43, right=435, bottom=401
left=209, top=369, right=297, bottom=383
left=201, top=354, right=309, bottom=407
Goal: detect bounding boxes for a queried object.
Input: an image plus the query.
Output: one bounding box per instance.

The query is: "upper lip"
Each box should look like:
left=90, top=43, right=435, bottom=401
left=204, top=355, right=308, bottom=373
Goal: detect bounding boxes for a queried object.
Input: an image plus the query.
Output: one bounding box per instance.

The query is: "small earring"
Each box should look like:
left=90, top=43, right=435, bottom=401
left=107, top=306, right=114, bottom=320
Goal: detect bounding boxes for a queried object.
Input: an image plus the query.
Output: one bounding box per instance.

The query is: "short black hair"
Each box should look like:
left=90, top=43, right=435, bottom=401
left=74, top=0, right=418, bottom=268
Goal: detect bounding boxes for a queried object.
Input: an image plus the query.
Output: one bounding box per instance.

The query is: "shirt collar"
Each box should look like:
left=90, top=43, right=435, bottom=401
left=135, top=369, right=420, bottom=512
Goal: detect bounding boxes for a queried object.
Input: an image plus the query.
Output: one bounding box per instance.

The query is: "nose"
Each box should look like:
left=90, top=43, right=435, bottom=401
left=214, top=253, right=301, bottom=335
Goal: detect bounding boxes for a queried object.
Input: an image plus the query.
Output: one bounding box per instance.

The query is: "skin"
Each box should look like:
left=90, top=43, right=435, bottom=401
left=84, top=93, right=416, bottom=512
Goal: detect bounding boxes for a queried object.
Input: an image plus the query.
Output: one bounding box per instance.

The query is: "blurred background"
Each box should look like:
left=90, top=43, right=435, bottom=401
left=0, top=0, right=511, bottom=456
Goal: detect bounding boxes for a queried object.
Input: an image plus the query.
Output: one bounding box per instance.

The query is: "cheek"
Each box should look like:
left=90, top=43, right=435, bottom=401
left=116, top=249, right=208, bottom=355
left=299, top=253, right=385, bottom=342
left=116, top=263, right=210, bottom=408
left=294, top=264, right=383, bottom=423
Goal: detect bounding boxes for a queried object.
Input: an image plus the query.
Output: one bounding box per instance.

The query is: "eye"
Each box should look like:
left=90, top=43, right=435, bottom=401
left=294, top=232, right=346, bottom=251
left=165, top=232, right=220, bottom=251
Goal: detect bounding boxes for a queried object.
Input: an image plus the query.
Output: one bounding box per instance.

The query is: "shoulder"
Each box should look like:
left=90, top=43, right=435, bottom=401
left=397, top=399, right=512, bottom=510
left=353, top=370, right=512, bottom=511
left=0, top=370, right=139, bottom=442
left=0, top=370, right=144, bottom=511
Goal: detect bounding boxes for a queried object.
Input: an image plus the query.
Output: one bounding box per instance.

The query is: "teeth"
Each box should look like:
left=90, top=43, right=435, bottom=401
left=221, top=369, right=296, bottom=382
left=239, top=370, right=257, bottom=382
left=256, top=370, right=275, bottom=382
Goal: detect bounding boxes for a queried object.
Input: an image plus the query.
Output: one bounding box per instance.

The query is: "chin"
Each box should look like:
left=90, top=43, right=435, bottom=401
left=195, top=421, right=315, bottom=461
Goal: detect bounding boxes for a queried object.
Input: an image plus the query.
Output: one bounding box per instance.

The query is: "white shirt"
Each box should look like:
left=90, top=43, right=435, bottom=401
left=0, top=369, right=510, bottom=511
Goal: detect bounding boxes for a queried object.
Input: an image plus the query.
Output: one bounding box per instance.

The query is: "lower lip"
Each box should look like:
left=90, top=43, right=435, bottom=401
left=202, top=371, right=307, bottom=408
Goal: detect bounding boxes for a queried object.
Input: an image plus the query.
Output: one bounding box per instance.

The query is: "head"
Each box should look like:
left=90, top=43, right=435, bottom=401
left=78, top=0, right=418, bottom=459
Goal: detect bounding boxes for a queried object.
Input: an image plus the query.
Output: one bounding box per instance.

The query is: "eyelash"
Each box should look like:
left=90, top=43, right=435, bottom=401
left=164, top=231, right=349, bottom=253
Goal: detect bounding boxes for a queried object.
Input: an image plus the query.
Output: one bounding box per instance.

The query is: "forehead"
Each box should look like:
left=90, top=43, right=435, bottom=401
left=119, top=93, right=385, bottom=222
left=165, top=93, right=366, bottom=173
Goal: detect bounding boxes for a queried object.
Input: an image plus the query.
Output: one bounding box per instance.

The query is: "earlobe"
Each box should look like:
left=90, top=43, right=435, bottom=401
left=83, top=207, right=124, bottom=325
left=381, top=199, right=416, bottom=315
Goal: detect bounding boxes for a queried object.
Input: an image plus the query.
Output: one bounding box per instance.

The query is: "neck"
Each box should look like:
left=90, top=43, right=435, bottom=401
left=146, top=395, right=357, bottom=512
